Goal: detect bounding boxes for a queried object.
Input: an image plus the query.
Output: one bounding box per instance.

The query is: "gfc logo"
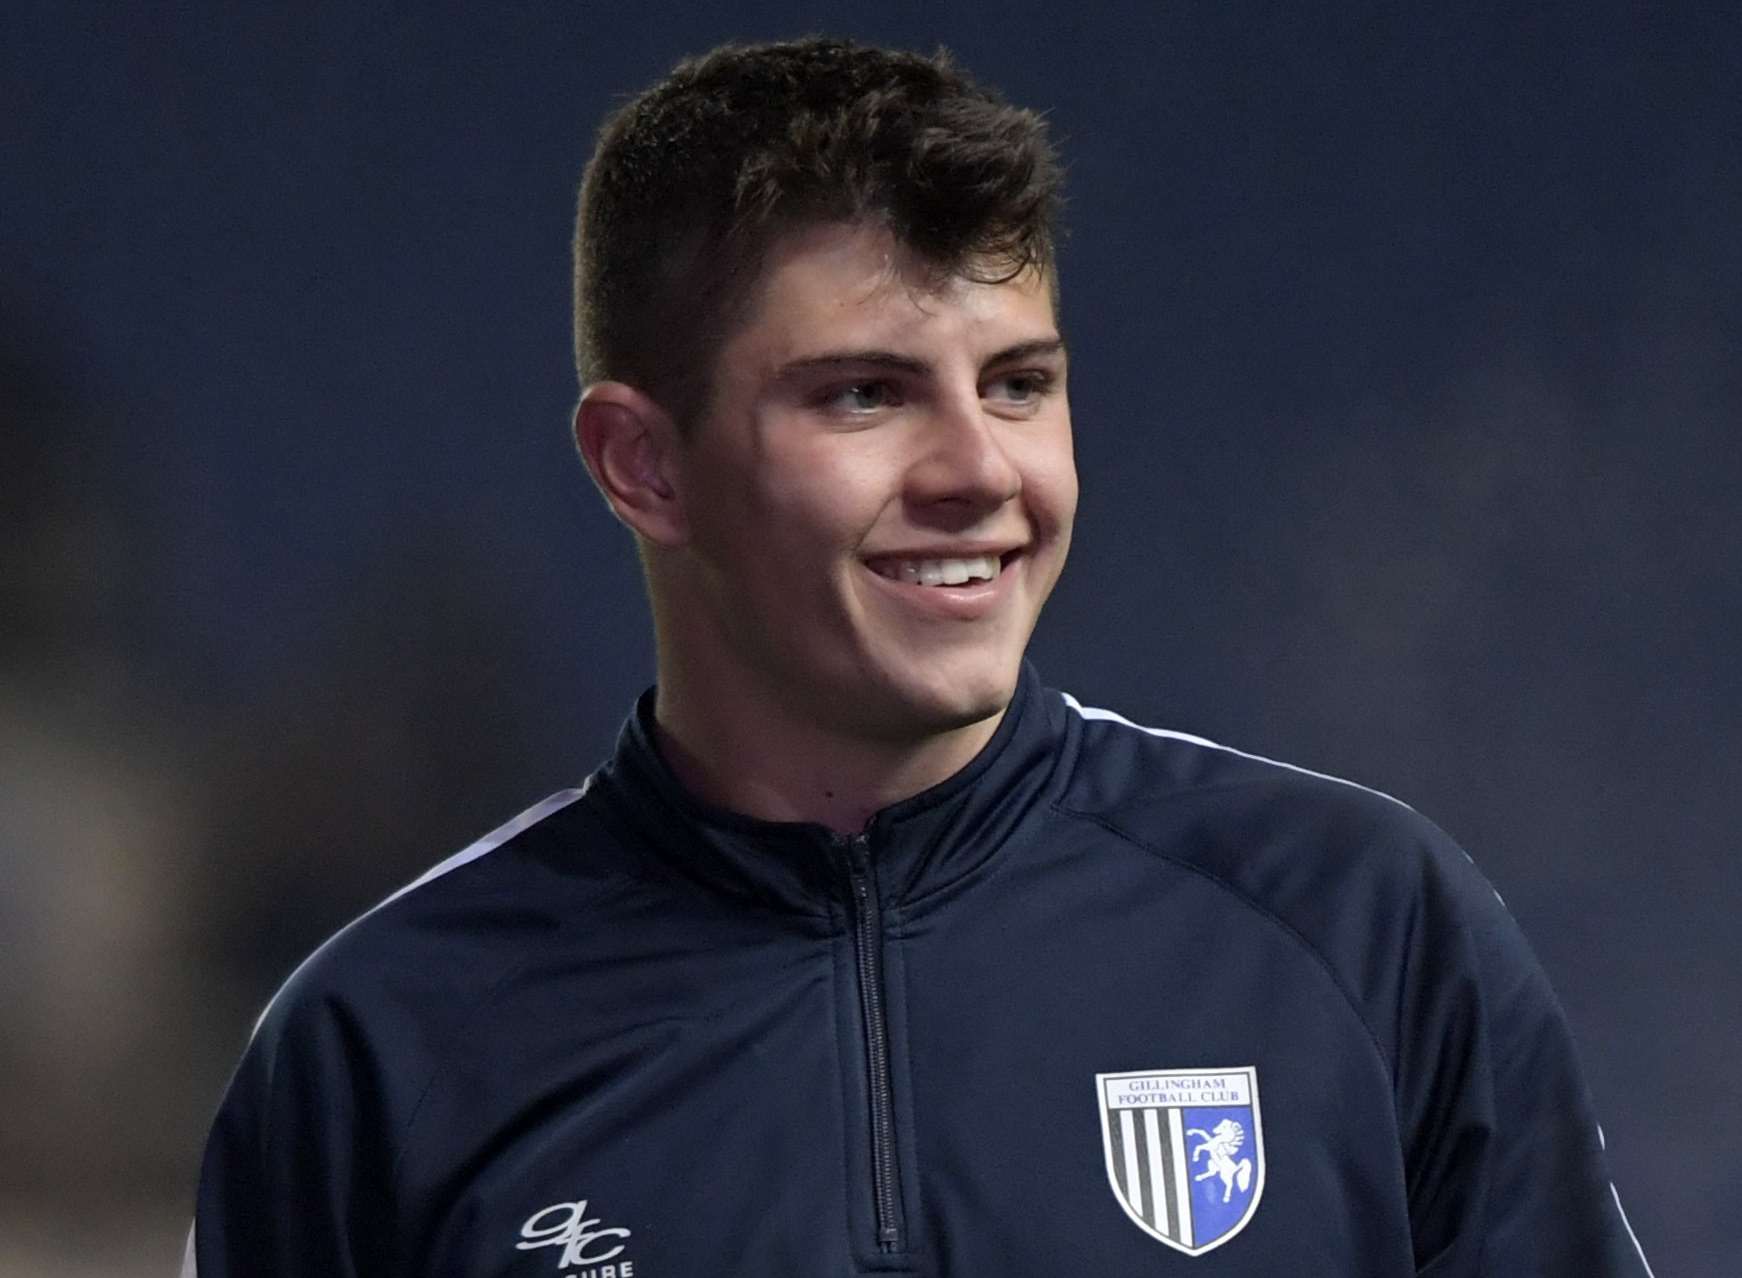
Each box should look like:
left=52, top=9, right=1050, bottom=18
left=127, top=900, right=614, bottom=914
left=516, top=1199, right=635, bottom=1275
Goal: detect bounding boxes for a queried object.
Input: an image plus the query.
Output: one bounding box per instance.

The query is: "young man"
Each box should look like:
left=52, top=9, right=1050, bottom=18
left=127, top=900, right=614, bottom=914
left=189, top=37, right=1652, bottom=1276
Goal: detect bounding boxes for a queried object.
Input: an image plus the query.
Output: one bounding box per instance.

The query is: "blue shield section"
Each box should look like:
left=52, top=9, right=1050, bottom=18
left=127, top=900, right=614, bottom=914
left=1181, top=1104, right=1260, bottom=1249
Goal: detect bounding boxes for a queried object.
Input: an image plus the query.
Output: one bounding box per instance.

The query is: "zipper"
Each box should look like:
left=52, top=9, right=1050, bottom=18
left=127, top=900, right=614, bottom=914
left=844, top=831, right=903, bottom=1252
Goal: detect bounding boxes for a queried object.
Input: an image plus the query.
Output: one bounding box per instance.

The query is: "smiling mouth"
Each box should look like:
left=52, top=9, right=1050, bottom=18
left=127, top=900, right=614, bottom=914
left=864, top=551, right=1017, bottom=587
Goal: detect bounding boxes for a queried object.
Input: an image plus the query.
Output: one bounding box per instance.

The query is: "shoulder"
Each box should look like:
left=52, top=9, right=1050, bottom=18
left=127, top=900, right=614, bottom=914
left=1049, top=689, right=1518, bottom=1043
left=246, top=786, right=614, bottom=1065
left=1053, top=688, right=1464, bottom=883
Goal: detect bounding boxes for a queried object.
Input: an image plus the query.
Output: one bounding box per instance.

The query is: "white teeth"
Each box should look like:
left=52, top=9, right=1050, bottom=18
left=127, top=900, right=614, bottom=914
left=874, top=554, right=1002, bottom=586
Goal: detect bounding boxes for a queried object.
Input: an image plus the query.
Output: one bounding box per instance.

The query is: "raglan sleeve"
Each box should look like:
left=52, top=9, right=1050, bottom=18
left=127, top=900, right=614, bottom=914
left=187, top=972, right=395, bottom=1277
left=1394, top=836, right=1654, bottom=1276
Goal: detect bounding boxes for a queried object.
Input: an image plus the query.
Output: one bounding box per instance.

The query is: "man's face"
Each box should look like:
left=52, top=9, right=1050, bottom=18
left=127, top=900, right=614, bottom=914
left=663, top=221, right=1077, bottom=744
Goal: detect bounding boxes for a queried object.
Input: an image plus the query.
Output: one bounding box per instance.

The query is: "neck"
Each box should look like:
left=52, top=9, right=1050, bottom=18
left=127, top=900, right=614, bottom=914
left=651, top=672, right=1005, bottom=835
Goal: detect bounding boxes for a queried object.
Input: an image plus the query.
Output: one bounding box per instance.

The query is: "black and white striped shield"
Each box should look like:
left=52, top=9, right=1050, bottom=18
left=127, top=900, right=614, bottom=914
left=1095, top=1066, right=1265, bottom=1256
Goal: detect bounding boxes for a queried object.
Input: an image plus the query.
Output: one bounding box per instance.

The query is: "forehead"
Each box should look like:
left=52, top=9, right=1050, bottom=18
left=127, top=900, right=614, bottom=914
left=719, top=222, right=1059, bottom=373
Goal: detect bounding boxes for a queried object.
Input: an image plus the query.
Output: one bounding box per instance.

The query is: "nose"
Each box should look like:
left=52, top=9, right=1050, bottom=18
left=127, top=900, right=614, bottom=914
left=904, top=391, right=1022, bottom=520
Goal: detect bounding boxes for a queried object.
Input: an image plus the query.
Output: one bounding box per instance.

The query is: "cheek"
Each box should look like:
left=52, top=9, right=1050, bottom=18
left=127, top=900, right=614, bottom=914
left=762, top=444, right=890, bottom=544
left=1018, top=432, right=1079, bottom=533
left=690, top=450, right=824, bottom=561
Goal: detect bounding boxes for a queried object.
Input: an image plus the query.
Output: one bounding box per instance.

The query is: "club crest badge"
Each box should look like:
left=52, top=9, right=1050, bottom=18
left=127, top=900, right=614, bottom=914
left=1095, top=1066, right=1265, bottom=1256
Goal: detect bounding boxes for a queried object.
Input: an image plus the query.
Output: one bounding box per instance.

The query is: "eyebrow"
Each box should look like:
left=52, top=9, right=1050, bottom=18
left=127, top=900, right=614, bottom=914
left=773, top=336, right=1068, bottom=383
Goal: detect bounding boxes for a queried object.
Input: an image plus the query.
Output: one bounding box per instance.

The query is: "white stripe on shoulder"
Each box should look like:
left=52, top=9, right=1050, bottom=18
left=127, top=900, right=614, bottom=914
left=1060, top=693, right=1413, bottom=812
left=1609, top=1181, right=1657, bottom=1278
left=380, top=782, right=591, bottom=908
left=249, top=782, right=591, bottom=1036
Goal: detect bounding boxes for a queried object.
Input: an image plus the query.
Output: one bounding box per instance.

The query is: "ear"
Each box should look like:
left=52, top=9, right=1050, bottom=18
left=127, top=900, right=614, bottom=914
left=573, top=382, right=689, bottom=545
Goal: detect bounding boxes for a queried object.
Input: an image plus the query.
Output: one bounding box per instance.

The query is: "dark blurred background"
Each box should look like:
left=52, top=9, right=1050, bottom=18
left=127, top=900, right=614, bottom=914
left=2, top=2, right=1734, bottom=1272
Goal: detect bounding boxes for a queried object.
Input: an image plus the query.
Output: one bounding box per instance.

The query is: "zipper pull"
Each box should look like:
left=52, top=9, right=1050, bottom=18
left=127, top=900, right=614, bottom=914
left=846, top=831, right=872, bottom=872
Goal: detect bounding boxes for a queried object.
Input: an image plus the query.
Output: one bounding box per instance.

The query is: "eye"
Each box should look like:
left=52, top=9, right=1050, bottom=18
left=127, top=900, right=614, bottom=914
left=984, top=370, right=1056, bottom=404
left=820, top=380, right=901, bottom=413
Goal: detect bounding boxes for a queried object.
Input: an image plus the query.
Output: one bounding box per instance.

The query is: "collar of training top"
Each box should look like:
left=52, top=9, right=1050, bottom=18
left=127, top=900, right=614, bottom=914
left=588, top=661, right=1071, bottom=916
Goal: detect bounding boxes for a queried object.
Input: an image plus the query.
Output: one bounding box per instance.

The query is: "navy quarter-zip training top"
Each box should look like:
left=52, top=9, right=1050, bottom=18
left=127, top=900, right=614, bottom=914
left=191, top=664, right=1652, bottom=1275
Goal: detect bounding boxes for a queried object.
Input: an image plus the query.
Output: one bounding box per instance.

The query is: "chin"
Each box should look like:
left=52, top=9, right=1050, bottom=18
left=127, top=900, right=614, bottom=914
left=887, top=659, right=1019, bottom=737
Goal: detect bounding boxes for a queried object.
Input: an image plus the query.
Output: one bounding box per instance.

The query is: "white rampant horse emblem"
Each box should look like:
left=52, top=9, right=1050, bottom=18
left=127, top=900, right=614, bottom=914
left=1188, top=1118, right=1254, bottom=1204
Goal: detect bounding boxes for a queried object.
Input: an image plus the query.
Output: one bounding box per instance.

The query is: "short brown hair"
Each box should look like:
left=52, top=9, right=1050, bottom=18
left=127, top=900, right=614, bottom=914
left=573, top=36, right=1066, bottom=433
